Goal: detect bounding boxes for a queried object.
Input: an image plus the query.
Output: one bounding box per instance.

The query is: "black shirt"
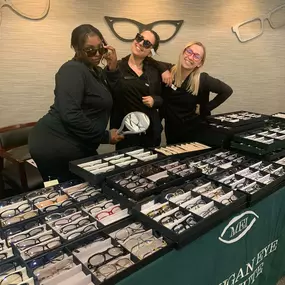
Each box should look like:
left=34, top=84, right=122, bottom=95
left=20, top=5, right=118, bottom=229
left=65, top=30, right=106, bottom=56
left=39, top=59, right=113, bottom=151
left=106, top=55, right=163, bottom=146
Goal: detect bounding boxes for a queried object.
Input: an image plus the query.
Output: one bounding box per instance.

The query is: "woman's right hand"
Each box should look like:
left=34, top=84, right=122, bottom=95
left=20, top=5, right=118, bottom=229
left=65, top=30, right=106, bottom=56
left=103, top=45, right=117, bottom=71
left=109, top=129, right=124, bottom=144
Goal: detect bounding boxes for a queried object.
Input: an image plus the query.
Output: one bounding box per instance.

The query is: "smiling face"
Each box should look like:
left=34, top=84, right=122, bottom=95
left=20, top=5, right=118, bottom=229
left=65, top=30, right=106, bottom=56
left=181, top=44, right=205, bottom=71
left=131, top=30, right=155, bottom=59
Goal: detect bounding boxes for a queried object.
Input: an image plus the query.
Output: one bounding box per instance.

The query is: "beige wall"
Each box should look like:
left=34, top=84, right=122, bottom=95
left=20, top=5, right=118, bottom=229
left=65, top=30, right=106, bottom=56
left=0, top=0, right=285, bottom=128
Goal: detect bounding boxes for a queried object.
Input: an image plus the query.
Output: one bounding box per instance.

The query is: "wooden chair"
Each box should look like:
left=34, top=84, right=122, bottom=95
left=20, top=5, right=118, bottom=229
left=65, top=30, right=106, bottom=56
left=0, top=122, right=43, bottom=194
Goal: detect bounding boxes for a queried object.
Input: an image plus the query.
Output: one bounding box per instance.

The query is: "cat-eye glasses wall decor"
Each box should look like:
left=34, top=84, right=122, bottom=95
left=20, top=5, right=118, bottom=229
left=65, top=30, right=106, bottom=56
left=232, top=3, right=285, bottom=43
left=104, top=16, right=184, bottom=43
left=0, top=0, right=50, bottom=26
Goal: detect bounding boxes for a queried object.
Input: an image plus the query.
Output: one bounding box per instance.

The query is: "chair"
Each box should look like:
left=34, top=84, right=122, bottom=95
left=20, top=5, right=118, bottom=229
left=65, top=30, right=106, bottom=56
left=0, top=122, right=43, bottom=194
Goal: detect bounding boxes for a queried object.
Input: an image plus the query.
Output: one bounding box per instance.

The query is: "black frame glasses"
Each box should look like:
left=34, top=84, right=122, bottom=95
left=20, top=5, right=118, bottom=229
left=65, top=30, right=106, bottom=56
left=60, top=218, right=91, bottom=234
left=172, top=215, right=197, bottom=234
left=65, top=224, right=97, bottom=240
left=134, top=33, right=153, bottom=49
left=9, top=226, right=44, bottom=244
left=0, top=203, right=32, bottom=219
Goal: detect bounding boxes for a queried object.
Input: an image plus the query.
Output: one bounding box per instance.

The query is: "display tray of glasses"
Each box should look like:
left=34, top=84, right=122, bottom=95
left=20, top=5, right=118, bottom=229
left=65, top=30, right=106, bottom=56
left=0, top=258, right=35, bottom=285
left=131, top=179, right=246, bottom=247
left=207, top=111, right=268, bottom=127
left=152, top=142, right=211, bottom=157
left=210, top=161, right=285, bottom=205
left=233, top=126, right=285, bottom=152
left=27, top=247, right=98, bottom=285
left=181, top=149, right=256, bottom=176
left=69, top=147, right=165, bottom=185
left=65, top=220, right=171, bottom=285
left=272, top=112, right=285, bottom=120
left=106, top=157, right=202, bottom=202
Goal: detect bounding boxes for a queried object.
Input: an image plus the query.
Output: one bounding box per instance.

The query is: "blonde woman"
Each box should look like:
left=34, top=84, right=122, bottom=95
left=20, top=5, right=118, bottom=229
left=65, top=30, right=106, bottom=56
left=156, top=41, right=233, bottom=144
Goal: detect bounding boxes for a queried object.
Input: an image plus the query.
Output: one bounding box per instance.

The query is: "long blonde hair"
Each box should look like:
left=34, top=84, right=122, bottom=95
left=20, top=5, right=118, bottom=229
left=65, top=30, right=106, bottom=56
left=171, top=41, right=206, bottom=95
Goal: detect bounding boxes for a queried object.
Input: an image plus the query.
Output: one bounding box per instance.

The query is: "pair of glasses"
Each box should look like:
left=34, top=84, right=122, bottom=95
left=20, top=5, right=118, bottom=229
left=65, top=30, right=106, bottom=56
left=200, top=206, right=219, bottom=218
left=0, top=196, right=25, bottom=208
left=28, top=192, right=59, bottom=204
left=9, top=226, right=44, bottom=244
left=16, top=233, right=54, bottom=250
left=52, top=212, right=83, bottom=227
left=36, top=195, right=72, bottom=211
left=28, top=251, right=65, bottom=271
left=25, top=239, right=61, bottom=257
left=95, top=206, right=121, bottom=220
left=185, top=199, right=206, bottom=211
left=4, top=219, right=41, bottom=238
left=70, top=187, right=101, bottom=202
left=0, top=261, right=18, bottom=275
left=184, top=48, right=202, bottom=61
left=66, top=223, right=97, bottom=240
left=146, top=204, right=172, bottom=219
left=0, top=271, right=24, bottom=285
left=45, top=207, right=78, bottom=222
left=0, top=203, right=32, bottom=219
left=95, top=257, right=133, bottom=280
left=134, top=33, right=153, bottom=49
left=175, top=193, right=193, bottom=205
left=205, top=188, right=225, bottom=200
left=158, top=210, right=185, bottom=225
left=88, top=201, right=115, bottom=215
left=172, top=215, right=197, bottom=234
left=88, top=246, right=125, bottom=270
left=83, top=45, right=108, bottom=57
left=131, top=183, right=155, bottom=194
left=2, top=211, right=38, bottom=226
left=115, top=223, right=144, bottom=242
left=164, top=189, right=185, bottom=200
left=220, top=195, right=238, bottom=205
left=60, top=218, right=91, bottom=234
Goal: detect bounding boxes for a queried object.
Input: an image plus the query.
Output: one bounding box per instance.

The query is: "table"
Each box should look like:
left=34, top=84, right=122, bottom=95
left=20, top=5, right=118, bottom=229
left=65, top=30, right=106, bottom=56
left=118, top=186, right=285, bottom=285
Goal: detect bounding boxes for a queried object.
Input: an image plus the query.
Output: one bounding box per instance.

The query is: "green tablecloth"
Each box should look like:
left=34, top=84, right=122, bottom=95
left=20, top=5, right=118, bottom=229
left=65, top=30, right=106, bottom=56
left=118, top=187, right=285, bottom=285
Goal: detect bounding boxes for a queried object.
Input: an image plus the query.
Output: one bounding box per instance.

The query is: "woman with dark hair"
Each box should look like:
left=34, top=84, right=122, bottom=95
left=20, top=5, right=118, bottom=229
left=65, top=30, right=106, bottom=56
left=29, top=24, right=123, bottom=182
left=105, top=30, right=163, bottom=150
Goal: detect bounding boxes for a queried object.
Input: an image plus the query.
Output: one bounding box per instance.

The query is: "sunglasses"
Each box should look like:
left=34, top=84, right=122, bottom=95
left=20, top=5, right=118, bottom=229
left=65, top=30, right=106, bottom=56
left=83, top=45, right=108, bottom=57
left=135, top=33, right=153, bottom=49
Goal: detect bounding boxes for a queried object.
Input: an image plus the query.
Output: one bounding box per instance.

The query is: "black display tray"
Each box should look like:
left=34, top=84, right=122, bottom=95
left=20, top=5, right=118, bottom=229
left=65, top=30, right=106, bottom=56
left=132, top=184, right=246, bottom=248
left=105, top=158, right=202, bottom=202
left=209, top=162, right=285, bottom=206
left=207, top=111, right=268, bottom=127
left=69, top=147, right=165, bottom=185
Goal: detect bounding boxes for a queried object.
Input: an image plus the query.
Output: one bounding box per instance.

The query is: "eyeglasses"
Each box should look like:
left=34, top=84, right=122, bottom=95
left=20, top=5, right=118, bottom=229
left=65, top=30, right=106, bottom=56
left=220, top=195, right=238, bottom=205
left=36, top=195, right=72, bottom=211
left=65, top=224, right=97, bottom=240
left=0, top=261, right=18, bottom=275
left=0, top=271, right=23, bottom=285
left=232, top=4, right=285, bottom=43
left=204, top=188, right=225, bottom=200
left=95, top=257, right=133, bottom=280
left=0, top=203, right=32, bottom=219
left=199, top=206, right=219, bottom=218
left=8, top=226, right=44, bottom=244
left=83, top=45, right=108, bottom=57
left=95, top=206, right=121, bottom=220
left=28, top=250, right=65, bottom=270
left=88, top=201, right=115, bottom=215
left=27, top=190, right=59, bottom=204
left=2, top=211, right=38, bottom=226
left=60, top=218, right=91, bottom=234
left=16, top=233, right=54, bottom=250
left=115, top=223, right=145, bottom=242
left=88, top=246, right=125, bottom=270
left=185, top=199, right=207, bottom=211
left=25, top=239, right=61, bottom=257
left=70, top=187, right=102, bottom=202
left=172, top=215, right=197, bottom=234
left=134, top=33, right=153, bottom=49
left=158, top=210, right=185, bottom=225
left=4, top=219, right=41, bottom=237
left=0, top=252, right=8, bottom=261
left=0, top=196, right=25, bottom=208
left=52, top=212, right=83, bottom=227
left=184, top=48, right=202, bottom=61
left=146, top=204, right=172, bottom=219
left=164, top=189, right=185, bottom=200
left=45, top=207, right=78, bottom=223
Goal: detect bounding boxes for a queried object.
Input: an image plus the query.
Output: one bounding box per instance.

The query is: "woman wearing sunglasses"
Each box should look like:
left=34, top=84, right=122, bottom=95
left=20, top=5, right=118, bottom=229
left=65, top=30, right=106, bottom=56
left=105, top=30, right=163, bottom=149
left=29, top=24, right=124, bottom=182
left=153, top=41, right=233, bottom=145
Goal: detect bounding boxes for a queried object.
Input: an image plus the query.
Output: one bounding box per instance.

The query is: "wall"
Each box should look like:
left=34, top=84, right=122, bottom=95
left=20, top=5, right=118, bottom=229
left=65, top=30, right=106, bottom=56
left=0, top=0, right=285, bottom=128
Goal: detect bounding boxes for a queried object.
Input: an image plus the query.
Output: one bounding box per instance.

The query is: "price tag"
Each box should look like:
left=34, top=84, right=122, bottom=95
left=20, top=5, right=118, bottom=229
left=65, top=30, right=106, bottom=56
left=44, top=179, right=59, bottom=188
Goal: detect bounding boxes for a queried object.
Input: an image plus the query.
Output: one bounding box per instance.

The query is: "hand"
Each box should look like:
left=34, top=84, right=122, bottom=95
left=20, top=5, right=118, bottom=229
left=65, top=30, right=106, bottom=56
left=142, top=96, right=154, bottom=108
left=103, top=45, right=117, bottom=71
left=196, top=104, right=200, bottom=115
left=161, top=70, right=173, bottom=86
left=109, top=129, right=124, bottom=144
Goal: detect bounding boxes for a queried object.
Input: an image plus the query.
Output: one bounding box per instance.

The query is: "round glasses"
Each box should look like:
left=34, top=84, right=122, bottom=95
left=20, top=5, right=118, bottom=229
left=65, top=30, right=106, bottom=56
left=60, top=218, right=90, bottom=234
left=115, top=223, right=144, bottom=242
left=17, top=233, right=54, bottom=250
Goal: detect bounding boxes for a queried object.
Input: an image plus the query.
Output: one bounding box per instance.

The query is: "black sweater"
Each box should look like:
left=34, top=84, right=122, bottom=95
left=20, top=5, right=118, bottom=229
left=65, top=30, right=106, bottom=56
left=38, top=60, right=113, bottom=151
left=106, top=55, right=163, bottom=145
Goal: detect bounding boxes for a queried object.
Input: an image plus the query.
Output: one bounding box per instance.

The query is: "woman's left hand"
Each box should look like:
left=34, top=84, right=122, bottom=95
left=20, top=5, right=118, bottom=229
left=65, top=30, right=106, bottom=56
left=142, top=96, right=154, bottom=108
left=161, top=70, right=173, bottom=86
left=196, top=104, right=200, bottom=115
left=103, top=45, right=117, bottom=71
